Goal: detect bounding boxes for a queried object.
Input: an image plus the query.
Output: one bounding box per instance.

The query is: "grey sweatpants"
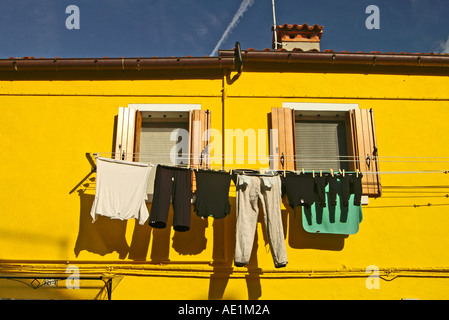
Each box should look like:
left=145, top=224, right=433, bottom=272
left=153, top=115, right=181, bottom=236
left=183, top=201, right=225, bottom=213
left=234, top=174, right=288, bottom=268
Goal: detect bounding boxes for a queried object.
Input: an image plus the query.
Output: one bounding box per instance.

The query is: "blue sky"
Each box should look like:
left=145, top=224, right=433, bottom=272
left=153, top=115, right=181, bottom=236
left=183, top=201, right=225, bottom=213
left=0, top=0, right=448, bottom=59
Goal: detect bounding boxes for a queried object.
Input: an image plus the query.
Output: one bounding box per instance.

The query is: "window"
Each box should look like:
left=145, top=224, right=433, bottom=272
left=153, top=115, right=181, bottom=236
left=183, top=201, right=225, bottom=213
left=139, top=115, right=189, bottom=195
left=114, top=104, right=211, bottom=198
left=270, top=104, right=381, bottom=197
left=295, top=118, right=349, bottom=171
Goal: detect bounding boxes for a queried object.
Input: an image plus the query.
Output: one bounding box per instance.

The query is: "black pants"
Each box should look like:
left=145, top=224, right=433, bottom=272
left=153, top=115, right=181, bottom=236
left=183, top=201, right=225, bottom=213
left=149, top=165, right=192, bottom=232
left=338, top=174, right=363, bottom=222
left=339, top=175, right=363, bottom=207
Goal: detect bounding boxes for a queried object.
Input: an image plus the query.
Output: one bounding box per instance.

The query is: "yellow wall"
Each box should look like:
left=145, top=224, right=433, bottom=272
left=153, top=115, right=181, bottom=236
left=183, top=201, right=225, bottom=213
left=1, top=69, right=449, bottom=300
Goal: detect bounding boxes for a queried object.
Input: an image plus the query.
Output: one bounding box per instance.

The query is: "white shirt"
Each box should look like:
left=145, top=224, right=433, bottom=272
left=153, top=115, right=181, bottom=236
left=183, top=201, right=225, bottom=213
left=90, top=157, right=152, bottom=225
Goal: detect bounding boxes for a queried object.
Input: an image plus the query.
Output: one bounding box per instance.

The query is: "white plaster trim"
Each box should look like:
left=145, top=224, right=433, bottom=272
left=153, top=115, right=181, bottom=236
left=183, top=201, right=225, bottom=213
left=283, top=102, right=359, bottom=112
left=128, top=103, right=201, bottom=112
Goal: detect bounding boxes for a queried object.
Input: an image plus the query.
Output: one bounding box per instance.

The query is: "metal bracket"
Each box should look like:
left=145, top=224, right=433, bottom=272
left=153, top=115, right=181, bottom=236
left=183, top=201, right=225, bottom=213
left=0, top=274, right=116, bottom=300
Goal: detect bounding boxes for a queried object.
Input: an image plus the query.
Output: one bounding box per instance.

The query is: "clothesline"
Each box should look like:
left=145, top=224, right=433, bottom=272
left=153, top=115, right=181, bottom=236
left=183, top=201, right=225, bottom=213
left=91, top=152, right=449, bottom=163
left=158, top=164, right=449, bottom=176
left=89, top=154, right=449, bottom=176
left=94, top=151, right=449, bottom=158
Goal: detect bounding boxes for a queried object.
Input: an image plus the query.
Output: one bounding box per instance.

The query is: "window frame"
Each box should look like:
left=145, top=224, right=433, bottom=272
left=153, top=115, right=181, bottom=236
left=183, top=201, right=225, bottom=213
left=270, top=103, right=381, bottom=198
left=114, top=104, right=211, bottom=197
left=288, top=102, right=359, bottom=173
left=129, top=104, right=198, bottom=165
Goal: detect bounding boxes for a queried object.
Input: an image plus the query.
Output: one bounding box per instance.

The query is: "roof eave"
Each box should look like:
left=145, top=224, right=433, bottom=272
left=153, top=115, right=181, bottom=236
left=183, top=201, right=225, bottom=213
left=219, top=50, right=449, bottom=68
left=0, top=56, right=236, bottom=72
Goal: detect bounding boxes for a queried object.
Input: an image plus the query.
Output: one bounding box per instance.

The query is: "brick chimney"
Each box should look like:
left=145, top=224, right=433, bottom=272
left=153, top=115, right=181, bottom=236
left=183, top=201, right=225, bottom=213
left=272, top=23, right=324, bottom=51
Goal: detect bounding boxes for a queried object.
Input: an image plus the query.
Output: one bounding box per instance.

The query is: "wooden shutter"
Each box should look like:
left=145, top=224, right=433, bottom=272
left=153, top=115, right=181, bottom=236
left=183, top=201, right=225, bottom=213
left=115, top=107, right=141, bottom=162
left=270, top=107, right=296, bottom=171
left=346, top=108, right=381, bottom=197
left=189, top=109, right=211, bottom=192
left=133, top=110, right=142, bottom=162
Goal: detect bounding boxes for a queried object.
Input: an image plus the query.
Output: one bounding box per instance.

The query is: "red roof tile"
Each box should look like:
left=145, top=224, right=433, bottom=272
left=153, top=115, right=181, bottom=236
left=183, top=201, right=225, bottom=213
left=274, top=23, right=324, bottom=32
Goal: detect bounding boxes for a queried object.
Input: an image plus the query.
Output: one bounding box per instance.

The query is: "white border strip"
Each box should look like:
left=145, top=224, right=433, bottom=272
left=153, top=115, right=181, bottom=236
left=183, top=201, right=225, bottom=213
left=283, top=102, right=359, bottom=111
left=128, top=103, right=201, bottom=112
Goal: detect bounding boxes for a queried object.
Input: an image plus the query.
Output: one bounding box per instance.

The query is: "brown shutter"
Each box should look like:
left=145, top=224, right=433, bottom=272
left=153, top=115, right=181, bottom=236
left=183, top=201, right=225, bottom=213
left=346, top=108, right=381, bottom=197
left=115, top=107, right=141, bottom=162
left=270, top=107, right=296, bottom=171
left=189, top=109, right=211, bottom=192
left=133, top=110, right=142, bottom=162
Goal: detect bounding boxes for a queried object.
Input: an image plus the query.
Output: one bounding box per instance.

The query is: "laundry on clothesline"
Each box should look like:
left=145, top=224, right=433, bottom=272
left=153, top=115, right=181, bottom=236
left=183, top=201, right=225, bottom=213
left=90, top=155, right=366, bottom=225
left=302, top=186, right=364, bottom=235
left=194, top=169, right=232, bottom=220
left=149, top=165, right=193, bottom=232
left=88, top=157, right=367, bottom=269
left=90, top=157, right=153, bottom=225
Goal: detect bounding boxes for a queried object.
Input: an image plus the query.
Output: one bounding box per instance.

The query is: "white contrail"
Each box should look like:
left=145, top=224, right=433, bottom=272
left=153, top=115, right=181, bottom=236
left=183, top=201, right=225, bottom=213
left=440, top=35, right=449, bottom=54
left=209, top=0, right=255, bottom=56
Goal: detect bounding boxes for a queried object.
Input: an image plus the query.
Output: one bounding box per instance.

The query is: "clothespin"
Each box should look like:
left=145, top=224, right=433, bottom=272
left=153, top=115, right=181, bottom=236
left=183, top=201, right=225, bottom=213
left=342, top=169, right=345, bottom=177
left=339, top=169, right=342, bottom=175
left=283, top=168, right=286, bottom=177
left=230, top=169, right=233, bottom=175
left=312, top=170, right=315, bottom=178
left=330, top=168, right=334, bottom=177
left=320, top=170, right=322, bottom=177
left=302, top=168, right=305, bottom=175
left=356, top=169, right=359, bottom=177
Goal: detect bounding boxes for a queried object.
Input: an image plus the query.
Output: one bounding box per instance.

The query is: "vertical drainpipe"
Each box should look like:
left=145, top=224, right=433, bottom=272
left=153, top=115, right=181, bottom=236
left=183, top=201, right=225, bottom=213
left=220, top=69, right=228, bottom=265
left=222, top=70, right=227, bottom=172
left=222, top=41, right=243, bottom=171
left=272, top=0, right=278, bottom=50
left=217, top=42, right=242, bottom=264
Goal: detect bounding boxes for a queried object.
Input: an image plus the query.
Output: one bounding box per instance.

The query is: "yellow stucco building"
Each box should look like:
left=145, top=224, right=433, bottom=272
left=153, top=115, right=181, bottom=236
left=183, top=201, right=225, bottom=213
left=1, top=24, right=449, bottom=300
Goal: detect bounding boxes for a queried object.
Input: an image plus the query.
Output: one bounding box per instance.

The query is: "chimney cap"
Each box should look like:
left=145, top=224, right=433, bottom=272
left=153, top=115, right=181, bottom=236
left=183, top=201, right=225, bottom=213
left=272, top=23, right=324, bottom=33
left=273, top=23, right=324, bottom=51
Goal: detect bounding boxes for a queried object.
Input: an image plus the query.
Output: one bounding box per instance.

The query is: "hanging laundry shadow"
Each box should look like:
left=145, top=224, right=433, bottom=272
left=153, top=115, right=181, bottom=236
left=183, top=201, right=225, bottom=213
left=208, top=197, right=235, bottom=299
left=142, top=206, right=208, bottom=261
left=284, top=197, right=347, bottom=251
left=74, top=190, right=130, bottom=259
left=209, top=219, right=262, bottom=300
left=149, top=224, right=171, bottom=261
left=209, top=270, right=233, bottom=300
left=172, top=207, right=208, bottom=256
left=128, top=213, right=207, bottom=262
left=138, top=207, right=173, bottom=262
left=127, top=215, right=152, bottom=261
left=210, top=217, right=227, bottom=263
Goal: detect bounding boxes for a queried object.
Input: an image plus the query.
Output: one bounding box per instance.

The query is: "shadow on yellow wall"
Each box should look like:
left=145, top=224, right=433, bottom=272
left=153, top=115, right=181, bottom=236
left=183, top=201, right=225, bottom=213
left=73, top=181, right=348, bottom=299
left=74, top=190, right=210, bottom=260
left=74, top=190, right=130, bottom=259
